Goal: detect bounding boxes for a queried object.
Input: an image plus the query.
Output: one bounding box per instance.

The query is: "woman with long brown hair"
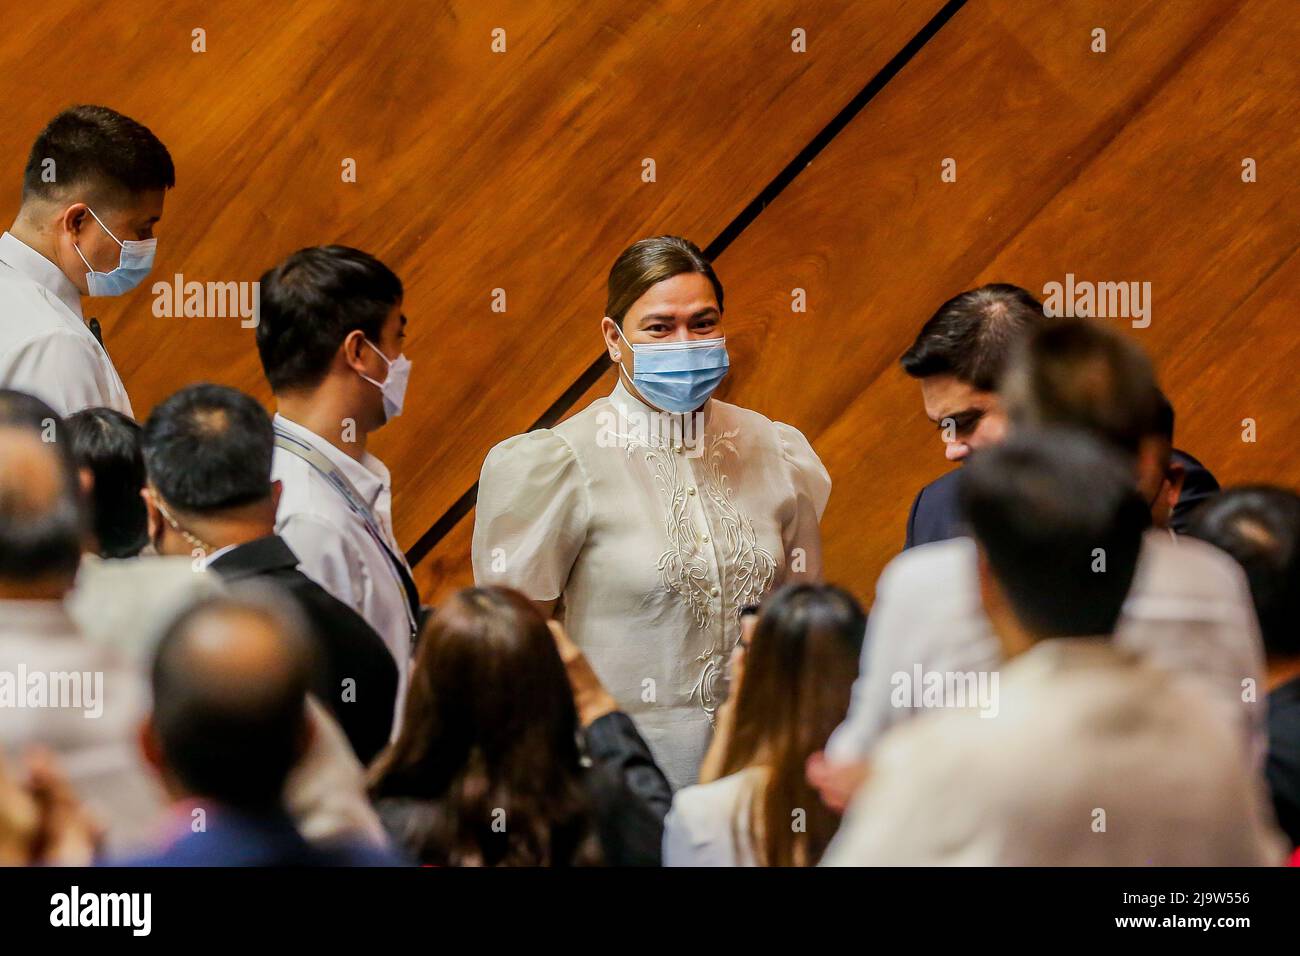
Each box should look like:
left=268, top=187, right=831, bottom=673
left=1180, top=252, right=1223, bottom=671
left=368, top=586, right=671, bottom=866
left=663, top=583, right=865, bottom=866
left=472, top=236, right=831, bottom=788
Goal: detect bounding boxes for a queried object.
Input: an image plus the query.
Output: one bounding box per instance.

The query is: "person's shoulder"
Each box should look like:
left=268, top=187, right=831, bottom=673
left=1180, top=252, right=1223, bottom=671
left=881, top=535, right=977, bottom=594
left=670, top=768, right=762, bottom=834
left=910, top=468, right=962, bottom=513
left=485, top=424, right=578, bottom=460
left=0, top=270, right=69, bottom=327
left=1134, top=530, right=1251, bottom=601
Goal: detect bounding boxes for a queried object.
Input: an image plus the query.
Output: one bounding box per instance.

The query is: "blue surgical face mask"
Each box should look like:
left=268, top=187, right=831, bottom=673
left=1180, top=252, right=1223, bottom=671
left=72, top=206, right=156, bottom=296
left=616, top=325, right=729, bottom=413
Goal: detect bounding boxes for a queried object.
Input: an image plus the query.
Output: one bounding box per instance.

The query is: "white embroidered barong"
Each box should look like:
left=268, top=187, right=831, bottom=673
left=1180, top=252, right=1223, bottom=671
left=472, top=380, right=830, bottom=787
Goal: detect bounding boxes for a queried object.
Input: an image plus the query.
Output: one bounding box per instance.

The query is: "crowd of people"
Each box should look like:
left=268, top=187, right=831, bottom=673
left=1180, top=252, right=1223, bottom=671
left=0, top=105, right=1296, bottom=867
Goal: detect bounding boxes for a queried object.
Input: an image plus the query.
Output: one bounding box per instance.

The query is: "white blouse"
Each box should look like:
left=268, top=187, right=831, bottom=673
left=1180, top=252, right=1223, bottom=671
left=472, top=379, right=830, bottom=787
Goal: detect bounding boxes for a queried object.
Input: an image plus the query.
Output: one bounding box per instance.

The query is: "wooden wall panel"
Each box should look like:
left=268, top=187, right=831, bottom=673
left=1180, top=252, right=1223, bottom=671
left=416, top=0, right=1299, bottom=606
left=677, top=0, right=1299, bottom=601
left=0, top=0, right=944, bottom=553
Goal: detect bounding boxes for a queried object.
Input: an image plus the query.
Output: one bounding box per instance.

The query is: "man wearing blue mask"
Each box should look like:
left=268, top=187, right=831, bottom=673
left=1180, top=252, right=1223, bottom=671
left=0, top=106, right=173, bottom=417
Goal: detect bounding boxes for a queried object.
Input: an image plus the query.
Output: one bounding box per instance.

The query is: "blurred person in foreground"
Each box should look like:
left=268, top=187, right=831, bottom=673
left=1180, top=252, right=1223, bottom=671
left=120, top=589, right=399, bottom=866
left=369, top=586, right=672, bottom=866
left=813, top=320, right=1265, bottom=810
left=0, top=389, right=387, bottom=854
left=664, top=584, right=864, bottom=866
left=1187, top=487, right=1300, bottom=848
left=0, top=418, right=158, bottom=853
left=822, top=430, right=1285, bottom=866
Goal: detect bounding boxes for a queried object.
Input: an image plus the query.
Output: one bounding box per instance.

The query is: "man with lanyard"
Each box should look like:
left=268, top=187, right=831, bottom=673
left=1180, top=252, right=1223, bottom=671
left=0, top=106, right=173, bottom=416
left=254, top=245, right=420, bottom=704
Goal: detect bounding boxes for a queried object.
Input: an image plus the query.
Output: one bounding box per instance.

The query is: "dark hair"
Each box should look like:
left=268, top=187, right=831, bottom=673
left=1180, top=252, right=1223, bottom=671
left=720, top=584, right=865, bottom=866
left=605, top=236, right=723, bottom=327
left=23, top=105, right=174, bottom=204
left=961, top=428, right=1149, bottom=638
left=1001, top=318, right=1164, bottom=456
left=1186, top=487, right=1300, bottom=659
left=64, top=407, right=147, bottom=558
left=142, top=384, right=273, bottom=513
left=900, top=284, right=1047, bottom=390
left=151, top=589, right=313, bottom=810
left=256, top=246, right=403, bottom=392
left=0, top=426, right=85, bottom=584
left=369, top=587, right=600, bottom=866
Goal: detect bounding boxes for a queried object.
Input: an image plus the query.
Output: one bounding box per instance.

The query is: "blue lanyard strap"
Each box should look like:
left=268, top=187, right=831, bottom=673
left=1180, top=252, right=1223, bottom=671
left=273, top=427, right=420, bottom=637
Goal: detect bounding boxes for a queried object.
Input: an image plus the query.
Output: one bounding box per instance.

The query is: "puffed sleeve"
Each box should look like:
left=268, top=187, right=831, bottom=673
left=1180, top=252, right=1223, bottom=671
left=472, top=429, right=590, bottom=602
left=774, top=421, right=831, bottom=584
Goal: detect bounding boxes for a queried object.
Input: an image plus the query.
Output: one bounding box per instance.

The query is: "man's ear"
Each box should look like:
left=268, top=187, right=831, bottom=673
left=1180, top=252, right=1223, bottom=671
left=341, top=328, right=369, bottom=373
left=59, top=202, right=90, bottom=239
left=77, top=466, right=94, bottom=499
left=270, top=479, right=283, bottom=512
left=141, top=487, right=162, bottom=544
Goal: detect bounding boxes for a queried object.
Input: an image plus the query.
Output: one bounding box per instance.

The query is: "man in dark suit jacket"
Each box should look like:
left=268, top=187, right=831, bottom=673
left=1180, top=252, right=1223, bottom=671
left=899, top=284, right=1217, bottom=549
left=1186, top=487, right=1300, bottom=849
left=206, top=535, right=399, bottom=763
left=141, top=384, right=399, bottom=764
left=118, top=593, right=400, bottom=866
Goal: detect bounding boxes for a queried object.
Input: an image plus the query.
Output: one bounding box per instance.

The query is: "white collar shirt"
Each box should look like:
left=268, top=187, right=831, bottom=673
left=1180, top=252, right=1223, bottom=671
left=270, top=413, right=414, bottom=684
left=0, top=231, right=133, bottom=417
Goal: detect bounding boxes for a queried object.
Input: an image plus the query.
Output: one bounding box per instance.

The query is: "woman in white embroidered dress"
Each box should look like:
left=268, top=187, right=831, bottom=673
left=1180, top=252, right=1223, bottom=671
left=471, top=236, right=830, bottom=787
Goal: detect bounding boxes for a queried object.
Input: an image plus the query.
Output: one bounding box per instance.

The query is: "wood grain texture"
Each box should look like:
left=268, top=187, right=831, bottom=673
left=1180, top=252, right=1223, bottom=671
left=415, top=0, right=1300, bottom=607
left=3, top=2, right=1294, bottom=612
left=0, top=0, right=942, bottom=552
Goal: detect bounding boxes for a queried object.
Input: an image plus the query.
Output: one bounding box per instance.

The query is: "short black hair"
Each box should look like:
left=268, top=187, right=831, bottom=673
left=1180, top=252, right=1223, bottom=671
left=900, top=284, right=1047, bottom=391
left=152, top=589, right=314, bottom=809
left=64, top=407, right=147, bottom=558
left=256, top=246, right=403, bottom=392
left=960, top=427, right=1150, bottom=638
left=142, top=384, right=273, bottom=513
left=1001, top=318, right=1164, bottom=456
left=1186, top=487, right=1300, bottom=659
left=23, top=105, right=174, bottom=204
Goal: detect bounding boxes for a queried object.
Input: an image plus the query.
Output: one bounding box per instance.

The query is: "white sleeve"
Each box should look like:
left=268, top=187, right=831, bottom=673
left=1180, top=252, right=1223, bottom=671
left=472, top=429, right=589, bottom=601
left=278, top=511, right=369, bottom=614
left=825, top=553, right=922, bottom=762
left=661, top=801, right=699, bottom=867
left=774, top=421, right=831, bottom=584
left=1, top=330, right=121, bottom=417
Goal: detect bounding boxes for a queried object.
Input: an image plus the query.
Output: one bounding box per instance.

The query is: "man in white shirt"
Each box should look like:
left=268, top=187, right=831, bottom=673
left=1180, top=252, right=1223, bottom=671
left=814, top=319, right=1265, bottom=806
left=823, top=430, right=1285, bottom=866
left=0, top=105, right=174, bottom=417
left=254, top=245, right=419, bottom=685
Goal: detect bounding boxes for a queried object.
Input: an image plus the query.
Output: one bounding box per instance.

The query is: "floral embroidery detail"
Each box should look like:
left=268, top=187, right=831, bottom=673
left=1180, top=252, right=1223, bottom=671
left=622, top=423, right=776, bottom=723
